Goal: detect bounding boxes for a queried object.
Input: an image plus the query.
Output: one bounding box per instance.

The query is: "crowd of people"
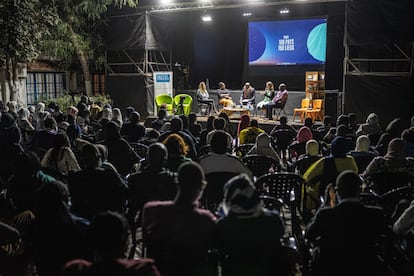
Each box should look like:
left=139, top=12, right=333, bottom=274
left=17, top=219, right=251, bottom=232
left=0, top=95, right=414, bottom=276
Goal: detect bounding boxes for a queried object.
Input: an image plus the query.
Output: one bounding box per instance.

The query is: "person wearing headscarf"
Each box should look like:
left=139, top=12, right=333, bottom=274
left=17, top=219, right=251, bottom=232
left=215, top=174, right=288, bottom=275
left=247, top=133, right=281, bottom=162
left=303, top=136, right=358, bottom=215
left=17, top=107, right=35, bottom=139
left=289, top=126, right=313, bottom=159
left=356, top=113, right=382, bottom=137
left=348, top=135, right=378, bottom=174
left=294, top=139, right=323, bottom=176
left=361, top=138, right=414, bottom=179
left=112, top=107, right=123, bottom=127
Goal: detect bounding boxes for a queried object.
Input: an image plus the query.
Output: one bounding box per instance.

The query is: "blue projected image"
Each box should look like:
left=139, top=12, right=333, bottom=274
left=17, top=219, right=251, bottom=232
left=248, top=18, right=327, bottom=66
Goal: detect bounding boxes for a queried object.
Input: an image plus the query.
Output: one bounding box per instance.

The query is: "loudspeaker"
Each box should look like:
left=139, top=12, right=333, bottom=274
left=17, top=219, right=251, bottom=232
left=324, top=91, right=342, bottom=121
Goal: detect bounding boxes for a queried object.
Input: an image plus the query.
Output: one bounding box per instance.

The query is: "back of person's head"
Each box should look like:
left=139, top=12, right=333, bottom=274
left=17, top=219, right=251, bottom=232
left=250, top=119, right=259, bottom=128
left=148, top=142, right=168, bottom=167
left=44, top=116, right=57, bottom=130
left=218, top=112, right=229, bottom=123
left=348, top=113, right=356, bottom=126
left=145, top=128, right=160, bottom=140
left=336, top=124, right=348, bottom=137
left=125, top=106, right=135, bottom=118
left=337, top=114, right=349, bottom=127
left=88, top=211, right=128, bottom=260
left=163, top=133, right=189, bottom=157
left=297, top=126, right=313, bottom=143
left=95, top=144, right=109, bottom=162
left=206, top=115, right=215, bottom=131
left=211, top=130, right=228, bottom=154
left=304, top=117, right=313, bottom=129
left=213, top=117, right=226, bottom=130
left=306, top=139, right=319, bottom=156
left=222, top=173, right=263, bottom=217
left=385, top=138, right=406, bottom=160
left=386, top=118, right=404, bottom=137
left=105, top=121, right=121, bottom=142
left=179, top=114, right=189, bottom=130
left=53, top=132, right=70, bottom=149
left=0, top=112, right=15, bottom=128
left=402, top=128, right=414, bottom=144
left=331, top=136, right=348, bottom=158
left=14, top=151, right=41, bottom=178
left=170, top=117, right=183, bottom=132
left=130, top=111, right=140, bottom=124
left=82, top=143, right=101, bottom=169
left=279, top=116, right=288, bottom=126
left=355, top=135, right=370, bottom=152
left=176, top=161, right=206, bottom=201
left=366, top=113, right=379, bottom=125
left=188, top=112, right=197, bottom=125
left=256, top=133, right=271, bottom=148
left=157, top=108, right=167, bottom=120
left=323, top=115, right=332, bottom=127
left=336, top=170, right=361, bottom=200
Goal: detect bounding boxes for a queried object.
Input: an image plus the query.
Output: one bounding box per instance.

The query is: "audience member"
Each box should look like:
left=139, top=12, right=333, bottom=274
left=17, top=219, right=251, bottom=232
left=247, top=132, right=281, bottom=163
left=120, top=111, right=145, bottom=143
left=239, top=119, right=265, bottom=145
left=207, top=117, right=233, bottom=150
left=142, top=161, right=216, bottom=275
left=62, top=211, right=160, bottom=276
left=162, top=133, right=192, bottom=173
left=215, top=174, right=288, bottom=275
left=305, top=170, right=387, bottom=276
left=348, top=135, right=377, bottom=174
left=200, top=131, right=252, bottom=178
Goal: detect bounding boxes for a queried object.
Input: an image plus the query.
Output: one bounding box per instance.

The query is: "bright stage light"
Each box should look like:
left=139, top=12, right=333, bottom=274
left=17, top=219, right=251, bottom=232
left=280, top=8, right=290, bottom=14
left=202, top=15, right=212, bottom=22
left=160, top=0, right=172, bottom=5
left=243, top=12, right=252, bottom=17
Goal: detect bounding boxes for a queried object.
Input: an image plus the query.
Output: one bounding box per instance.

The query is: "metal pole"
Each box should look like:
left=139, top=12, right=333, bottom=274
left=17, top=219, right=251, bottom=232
left=341, top=1, right=348, bottom=116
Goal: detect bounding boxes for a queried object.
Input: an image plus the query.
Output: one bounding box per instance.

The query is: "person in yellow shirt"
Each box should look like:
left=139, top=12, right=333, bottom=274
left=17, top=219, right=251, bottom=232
left=302, top=136, right=358, bottom=221
left=239, top=119, right=265, bottom=145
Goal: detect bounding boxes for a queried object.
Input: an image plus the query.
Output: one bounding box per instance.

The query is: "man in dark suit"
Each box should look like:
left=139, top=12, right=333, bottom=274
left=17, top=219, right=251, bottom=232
left=305, top=170, right=387, bottom=275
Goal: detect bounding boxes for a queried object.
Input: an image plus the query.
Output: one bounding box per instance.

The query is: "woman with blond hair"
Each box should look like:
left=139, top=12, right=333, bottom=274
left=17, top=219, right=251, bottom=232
left=256, top=81, right=275, bottom=115
left=197, top=81, right=218, bottom=115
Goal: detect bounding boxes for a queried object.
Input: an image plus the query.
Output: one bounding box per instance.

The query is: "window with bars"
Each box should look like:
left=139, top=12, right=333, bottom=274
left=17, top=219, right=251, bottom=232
left=26, top=72, right=66, bottom=105
left=93, top=74, right=106, bottom=95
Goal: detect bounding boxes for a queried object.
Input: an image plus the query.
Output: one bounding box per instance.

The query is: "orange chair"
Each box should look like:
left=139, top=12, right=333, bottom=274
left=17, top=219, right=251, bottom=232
left=305, top=99, right=323, bottom=122
left=292, top=99, right=310, bottom=122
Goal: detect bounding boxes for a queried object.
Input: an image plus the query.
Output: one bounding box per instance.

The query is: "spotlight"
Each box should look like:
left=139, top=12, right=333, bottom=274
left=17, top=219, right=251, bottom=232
left=202, top=15, right=212, bottom=22
left=280, top=8, right=289, bottom=14
left=160, top=0, right=172, bottom=5
left=243, top=12, right=252, bottom=17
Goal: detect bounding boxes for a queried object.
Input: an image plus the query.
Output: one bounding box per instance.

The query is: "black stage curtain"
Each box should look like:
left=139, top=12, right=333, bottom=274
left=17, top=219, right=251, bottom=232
left=346, top=0, right=414, bottom=45
left=344, top=75, right=413, bottom=129
left=106, top=76, right=149, bottom=118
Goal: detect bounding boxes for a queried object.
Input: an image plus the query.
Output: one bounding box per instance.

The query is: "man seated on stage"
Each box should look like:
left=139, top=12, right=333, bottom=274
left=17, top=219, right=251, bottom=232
left=217, top=82, right=234, bottom=107
left=239, top=82, right=255, bottom=107
left=266, top=83, right=288, bottom=120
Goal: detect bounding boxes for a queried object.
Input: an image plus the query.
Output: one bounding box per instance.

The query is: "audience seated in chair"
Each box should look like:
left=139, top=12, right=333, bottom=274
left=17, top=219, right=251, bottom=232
left=305, top=170, right=387, bottom=276
left=162, top=133, right=192, bottom=173
left=356, top=112, right=382, bottom=138
left=215, top=174, right=289, bottom=276
left=293, top=139, right=322, bottom=176
left=142, top=162, right=216, bottom=276
left=120, top=111, right=146, bottom=143
left=239, top=119, right=265, bottom=145
left=62, top=211, right=160, bottom=276
left=200, top=130, right=252, bottom=179
left=266, top=83, right=288, bottom=120
left=348, top=135, right=377, bottom=174
left=207, top=117, right=234, bottom=151
left=302, top=137, right=358, bottom=219
left=247, top=132, right=282, bottom=165
left=289, top=126, right=313, bottom=161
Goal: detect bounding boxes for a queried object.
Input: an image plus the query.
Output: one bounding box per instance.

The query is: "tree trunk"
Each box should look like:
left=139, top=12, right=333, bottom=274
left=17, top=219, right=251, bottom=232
left=68, top=26, right=92, bottom=96
left=5, top=57, right=19, bottom=102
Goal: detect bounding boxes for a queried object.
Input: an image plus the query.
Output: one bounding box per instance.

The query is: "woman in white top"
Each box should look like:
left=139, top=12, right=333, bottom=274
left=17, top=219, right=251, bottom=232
left=41, top=131, right=81, bottom=176
left=197, top=81, right=218, bottom=114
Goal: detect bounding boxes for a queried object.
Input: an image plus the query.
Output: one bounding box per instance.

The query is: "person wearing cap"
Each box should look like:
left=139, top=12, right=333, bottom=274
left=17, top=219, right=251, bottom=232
left=266, top=83, right=288, bottom=120
left=240, top=82, right=256, bottom=106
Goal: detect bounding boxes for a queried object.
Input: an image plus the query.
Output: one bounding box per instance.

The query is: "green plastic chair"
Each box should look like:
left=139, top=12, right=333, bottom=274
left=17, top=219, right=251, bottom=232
left=173, top=94, right=193, bottom=115
left=155, top=94, right=173, bottom=113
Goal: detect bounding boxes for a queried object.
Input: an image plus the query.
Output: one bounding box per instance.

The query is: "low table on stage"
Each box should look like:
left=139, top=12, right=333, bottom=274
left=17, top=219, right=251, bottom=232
left=222, top=106, right=250, bottom=118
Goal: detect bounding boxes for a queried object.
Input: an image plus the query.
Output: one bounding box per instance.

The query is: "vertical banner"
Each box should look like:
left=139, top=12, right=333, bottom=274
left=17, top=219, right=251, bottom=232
left=153, top=71, right=173, bottom=114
